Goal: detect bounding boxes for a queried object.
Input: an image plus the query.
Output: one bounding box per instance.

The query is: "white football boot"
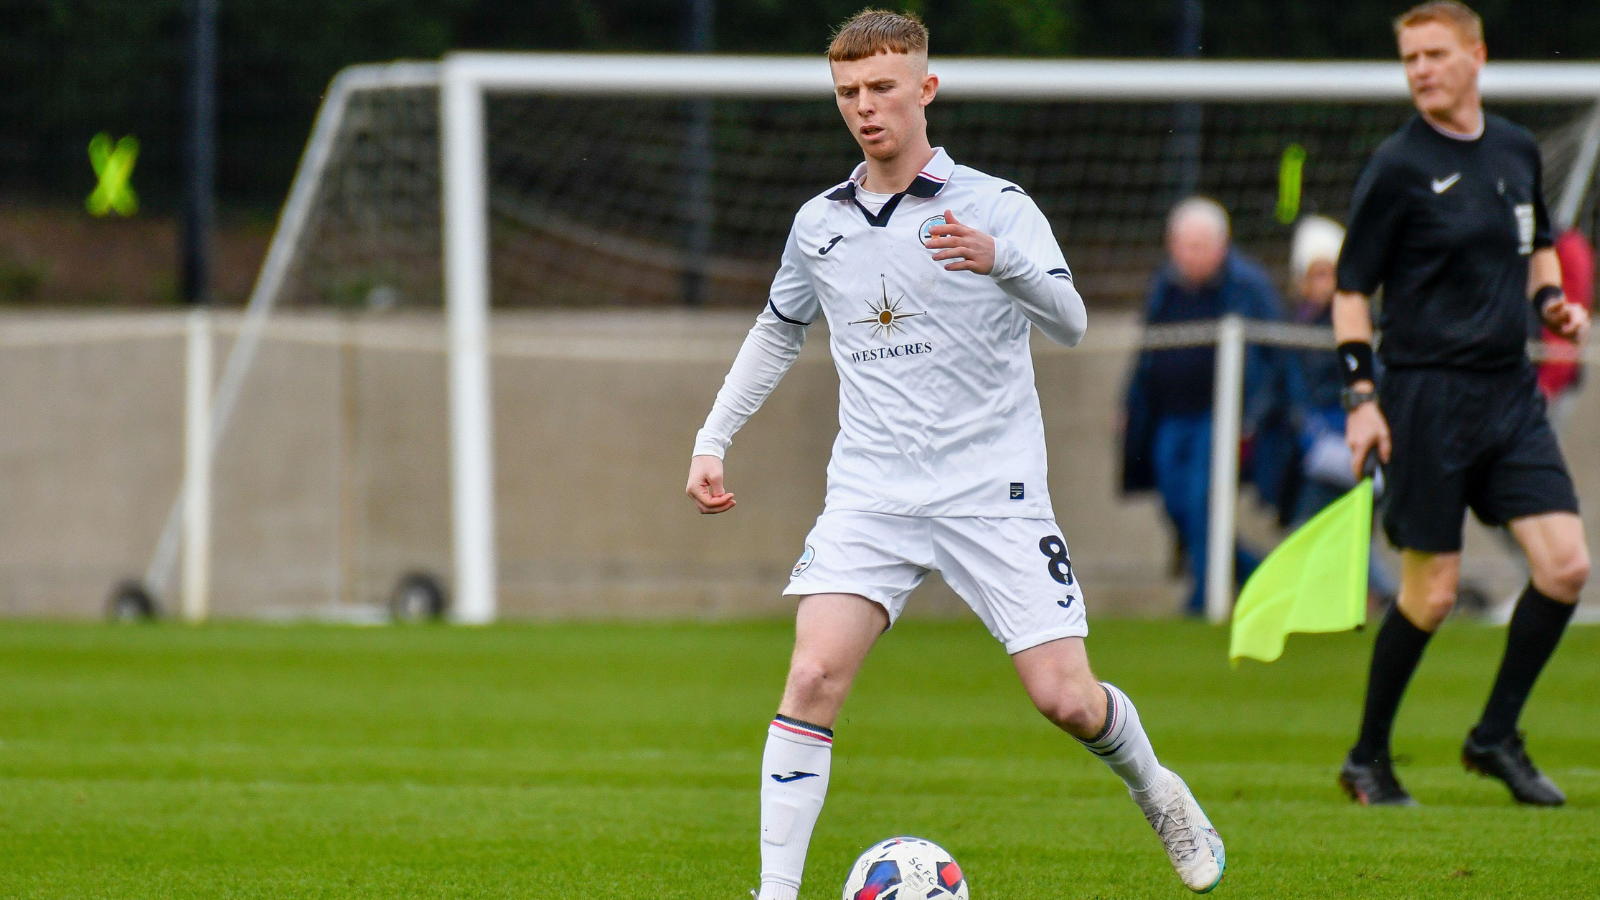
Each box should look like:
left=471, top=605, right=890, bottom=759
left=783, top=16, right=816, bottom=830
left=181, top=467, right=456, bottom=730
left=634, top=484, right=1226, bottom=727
left=1131, top=768, right=1225, bottom=893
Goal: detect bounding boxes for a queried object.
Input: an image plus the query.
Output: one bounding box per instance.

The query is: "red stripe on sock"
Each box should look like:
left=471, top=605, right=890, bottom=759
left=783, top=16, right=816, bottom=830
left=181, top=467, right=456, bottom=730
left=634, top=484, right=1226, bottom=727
left=771, top=720, right=832, bottom=744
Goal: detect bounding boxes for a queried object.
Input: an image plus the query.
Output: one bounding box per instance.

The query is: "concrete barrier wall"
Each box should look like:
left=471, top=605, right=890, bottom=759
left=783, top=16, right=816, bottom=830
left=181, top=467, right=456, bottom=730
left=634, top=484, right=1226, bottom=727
left=0, top=308, right=1595, bottom=619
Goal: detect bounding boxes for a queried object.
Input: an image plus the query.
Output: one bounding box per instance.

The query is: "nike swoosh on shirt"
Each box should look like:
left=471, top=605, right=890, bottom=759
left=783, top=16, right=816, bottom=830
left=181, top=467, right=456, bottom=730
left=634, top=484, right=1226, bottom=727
left=818, top=235, right=844, bottom=255
left=1431, top=173, right=1461, bottom=194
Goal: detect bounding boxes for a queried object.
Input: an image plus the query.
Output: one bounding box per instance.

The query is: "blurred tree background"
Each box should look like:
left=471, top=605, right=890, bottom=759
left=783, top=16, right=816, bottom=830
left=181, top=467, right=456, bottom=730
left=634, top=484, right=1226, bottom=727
left=6, top=0, right=1600, bottom=213
left=2, top=0, right=1598, bottom=304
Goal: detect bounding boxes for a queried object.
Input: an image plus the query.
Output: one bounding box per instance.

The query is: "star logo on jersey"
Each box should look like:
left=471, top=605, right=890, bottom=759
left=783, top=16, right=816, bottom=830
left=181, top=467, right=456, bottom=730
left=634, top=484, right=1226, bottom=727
left=849, top=279, right=926, bottom=339
left=1431, top=172, right=1461, bottom=194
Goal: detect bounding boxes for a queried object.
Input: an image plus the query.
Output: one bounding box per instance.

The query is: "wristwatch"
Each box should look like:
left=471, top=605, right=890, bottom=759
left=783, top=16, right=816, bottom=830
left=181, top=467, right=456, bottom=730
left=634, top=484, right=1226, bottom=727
left=1340, top=387, right=1377, bottom=412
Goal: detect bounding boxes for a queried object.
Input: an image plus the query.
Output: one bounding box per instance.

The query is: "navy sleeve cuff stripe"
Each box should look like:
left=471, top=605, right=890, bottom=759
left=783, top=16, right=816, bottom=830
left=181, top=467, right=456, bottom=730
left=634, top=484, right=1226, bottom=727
left=768, top=300, right=810, bottom=326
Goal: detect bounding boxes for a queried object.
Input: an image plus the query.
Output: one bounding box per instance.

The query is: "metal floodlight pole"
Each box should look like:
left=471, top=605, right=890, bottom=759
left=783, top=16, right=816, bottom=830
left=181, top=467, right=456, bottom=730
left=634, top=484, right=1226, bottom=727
left=681, top=0, right=716, bottom=306
left=1170, top=0, right=1204, bottom=201
left=183, top=0, right=218, bottom=306
left=179, top=0, right=218, bottom=620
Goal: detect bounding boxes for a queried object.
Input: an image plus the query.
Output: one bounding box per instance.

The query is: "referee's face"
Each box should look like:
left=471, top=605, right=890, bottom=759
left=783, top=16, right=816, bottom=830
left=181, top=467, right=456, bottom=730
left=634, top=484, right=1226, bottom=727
left=1398, top=21, right=1485, bottom=120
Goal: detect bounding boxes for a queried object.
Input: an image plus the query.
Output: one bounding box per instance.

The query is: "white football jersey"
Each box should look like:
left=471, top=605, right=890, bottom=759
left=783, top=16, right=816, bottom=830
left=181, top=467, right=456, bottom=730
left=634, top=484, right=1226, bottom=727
left=695, top=147, right=1085, bottom=519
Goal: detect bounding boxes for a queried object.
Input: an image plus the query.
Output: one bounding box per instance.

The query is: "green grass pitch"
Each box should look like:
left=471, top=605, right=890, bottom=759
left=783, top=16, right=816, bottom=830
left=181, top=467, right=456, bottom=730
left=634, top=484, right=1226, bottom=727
left=0, top=618, right=1595, bottom=899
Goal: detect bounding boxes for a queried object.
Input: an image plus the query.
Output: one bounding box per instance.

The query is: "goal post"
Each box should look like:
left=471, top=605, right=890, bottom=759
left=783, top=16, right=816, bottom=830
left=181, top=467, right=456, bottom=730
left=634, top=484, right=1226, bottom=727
left=157, top=54, right=1600, bottom=624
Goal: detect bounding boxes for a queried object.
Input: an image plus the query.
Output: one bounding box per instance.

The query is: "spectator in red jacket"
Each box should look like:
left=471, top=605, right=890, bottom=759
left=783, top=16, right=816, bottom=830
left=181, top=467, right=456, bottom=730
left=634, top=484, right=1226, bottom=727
left=1538, top=230, right=1595, bottom=431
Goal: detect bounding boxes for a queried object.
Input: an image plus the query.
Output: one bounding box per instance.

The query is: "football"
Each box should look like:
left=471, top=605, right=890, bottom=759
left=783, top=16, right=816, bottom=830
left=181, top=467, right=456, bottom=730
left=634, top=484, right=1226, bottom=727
left=842, top=837, right=968, bottom=900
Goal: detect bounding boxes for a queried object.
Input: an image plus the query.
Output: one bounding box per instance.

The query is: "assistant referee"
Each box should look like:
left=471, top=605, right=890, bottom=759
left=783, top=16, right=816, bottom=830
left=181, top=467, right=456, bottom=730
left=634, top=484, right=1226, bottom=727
left=1334, top=1, right=1591, bottom=807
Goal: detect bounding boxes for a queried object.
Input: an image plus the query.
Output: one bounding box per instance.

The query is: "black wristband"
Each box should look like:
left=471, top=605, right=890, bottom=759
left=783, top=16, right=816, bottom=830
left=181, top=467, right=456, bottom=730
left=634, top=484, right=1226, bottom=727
left=1533, top=285, right=1564, bottom=321
left=1337, top=341, right=1375, bottom=387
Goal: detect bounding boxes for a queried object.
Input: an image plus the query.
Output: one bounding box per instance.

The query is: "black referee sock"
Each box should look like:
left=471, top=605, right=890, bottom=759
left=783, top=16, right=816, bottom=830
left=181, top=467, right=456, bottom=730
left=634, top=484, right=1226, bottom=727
left=1351, top=604, right=1434, bottom=764
left=1471, top=583, right=1577, bottom=747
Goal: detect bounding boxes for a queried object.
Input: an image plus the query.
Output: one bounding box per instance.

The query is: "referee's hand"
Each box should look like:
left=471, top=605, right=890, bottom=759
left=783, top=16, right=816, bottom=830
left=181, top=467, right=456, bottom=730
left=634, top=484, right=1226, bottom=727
left=1346, top=393, right=1391, bottom=481
left=687, top=454, right=737, bottom=515
left=1543, top=299, right=1591, bottom=344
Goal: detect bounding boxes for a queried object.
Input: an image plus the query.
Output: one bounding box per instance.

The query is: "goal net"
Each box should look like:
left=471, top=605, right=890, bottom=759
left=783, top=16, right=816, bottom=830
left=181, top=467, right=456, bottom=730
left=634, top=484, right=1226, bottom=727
left=23, top=55, right=1600, bottom=622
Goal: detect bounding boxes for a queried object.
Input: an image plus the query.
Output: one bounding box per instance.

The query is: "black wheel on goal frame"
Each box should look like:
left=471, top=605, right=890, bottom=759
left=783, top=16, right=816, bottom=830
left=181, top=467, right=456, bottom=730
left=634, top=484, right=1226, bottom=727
left=107, top=579, right=159, bottom=622
left=389, top=572, right=448, bottom=622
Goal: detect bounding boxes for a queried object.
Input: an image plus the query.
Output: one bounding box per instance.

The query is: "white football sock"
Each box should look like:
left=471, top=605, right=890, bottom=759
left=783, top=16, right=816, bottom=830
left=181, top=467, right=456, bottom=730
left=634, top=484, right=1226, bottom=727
left=759, top=714, right=834, bottom=900
left=1077, top=683, right=1165, bottom=793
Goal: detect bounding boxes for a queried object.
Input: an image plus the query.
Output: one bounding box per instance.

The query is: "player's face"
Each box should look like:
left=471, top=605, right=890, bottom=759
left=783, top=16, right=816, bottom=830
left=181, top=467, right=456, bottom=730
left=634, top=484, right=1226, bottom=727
left=831, top=51, right=937, bottom=162
left=1398, top=21, right=1485, bottom=119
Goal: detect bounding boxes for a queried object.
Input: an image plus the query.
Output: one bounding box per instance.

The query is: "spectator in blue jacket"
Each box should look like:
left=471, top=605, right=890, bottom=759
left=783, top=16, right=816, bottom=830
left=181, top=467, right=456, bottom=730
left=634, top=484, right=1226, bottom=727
left=1121, top=197, right=1299, bottom=615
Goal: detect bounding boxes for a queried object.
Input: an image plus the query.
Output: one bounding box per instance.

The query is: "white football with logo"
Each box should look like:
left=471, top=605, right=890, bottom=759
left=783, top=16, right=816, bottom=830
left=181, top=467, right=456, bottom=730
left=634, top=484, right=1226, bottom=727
left=842, top=836, right=968, bottom=900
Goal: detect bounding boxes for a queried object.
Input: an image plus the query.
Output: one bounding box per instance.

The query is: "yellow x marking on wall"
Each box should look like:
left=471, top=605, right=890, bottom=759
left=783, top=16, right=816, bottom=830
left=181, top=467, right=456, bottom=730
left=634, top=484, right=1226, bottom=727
left=87, top=133, right=140, bottom=217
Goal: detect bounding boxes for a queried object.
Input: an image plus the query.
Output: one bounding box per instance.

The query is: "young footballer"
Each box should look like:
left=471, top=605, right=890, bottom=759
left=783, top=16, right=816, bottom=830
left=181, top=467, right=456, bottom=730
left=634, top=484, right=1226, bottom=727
left=1335, top=1, right=1591, bottom=807
left=685, top=10, right=1225, bottom=895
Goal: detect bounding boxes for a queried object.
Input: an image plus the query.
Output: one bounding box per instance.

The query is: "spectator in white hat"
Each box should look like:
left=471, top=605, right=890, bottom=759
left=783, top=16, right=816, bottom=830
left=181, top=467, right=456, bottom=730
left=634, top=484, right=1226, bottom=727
left=1287, top=215, right=1397, bottom=601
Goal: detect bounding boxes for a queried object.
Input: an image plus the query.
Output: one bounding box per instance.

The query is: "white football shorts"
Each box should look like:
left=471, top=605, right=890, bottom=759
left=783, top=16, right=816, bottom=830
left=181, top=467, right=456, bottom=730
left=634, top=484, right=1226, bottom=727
left=783, top=510, right=1088, bottom=654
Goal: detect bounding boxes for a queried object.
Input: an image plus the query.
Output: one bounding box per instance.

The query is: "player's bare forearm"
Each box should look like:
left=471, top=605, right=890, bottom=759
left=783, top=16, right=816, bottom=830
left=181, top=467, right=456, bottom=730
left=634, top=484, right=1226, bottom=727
left=686, top=454, right=737, bottom=514
left=1529, top=247, right=1590, bottom=343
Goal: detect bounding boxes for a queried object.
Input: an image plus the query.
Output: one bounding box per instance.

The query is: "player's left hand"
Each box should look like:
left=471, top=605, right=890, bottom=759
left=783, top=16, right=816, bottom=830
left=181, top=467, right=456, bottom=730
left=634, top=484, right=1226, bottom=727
left=1544, top=299, right=1591, bottom=344
left=926, top=210, right=995, bottom=275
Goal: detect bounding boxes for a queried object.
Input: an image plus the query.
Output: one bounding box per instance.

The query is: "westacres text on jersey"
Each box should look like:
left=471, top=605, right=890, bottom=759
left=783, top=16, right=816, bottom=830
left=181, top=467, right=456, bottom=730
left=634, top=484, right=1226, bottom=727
left=849, top=341, right=934, bottom=363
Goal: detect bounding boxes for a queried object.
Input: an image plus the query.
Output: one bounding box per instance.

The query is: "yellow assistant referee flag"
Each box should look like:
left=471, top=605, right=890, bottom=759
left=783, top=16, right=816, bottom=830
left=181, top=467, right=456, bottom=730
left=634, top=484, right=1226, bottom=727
left=1230, top=479, right=1372, bottom=663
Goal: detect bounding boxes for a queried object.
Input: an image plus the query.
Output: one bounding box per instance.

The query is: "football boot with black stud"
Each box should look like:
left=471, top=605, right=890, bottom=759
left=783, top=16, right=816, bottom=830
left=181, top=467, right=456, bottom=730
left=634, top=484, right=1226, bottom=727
left=1462, top=731, right=1566, bottom=807
left=1338, top=750, right=1418, bottom=807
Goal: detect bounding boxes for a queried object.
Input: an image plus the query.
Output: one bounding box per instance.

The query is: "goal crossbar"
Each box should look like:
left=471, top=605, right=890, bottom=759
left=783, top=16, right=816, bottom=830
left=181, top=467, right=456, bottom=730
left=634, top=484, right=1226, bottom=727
left=163, top=54, right=1600, bottom=624
left=442, top=53, right=1600, bottom=101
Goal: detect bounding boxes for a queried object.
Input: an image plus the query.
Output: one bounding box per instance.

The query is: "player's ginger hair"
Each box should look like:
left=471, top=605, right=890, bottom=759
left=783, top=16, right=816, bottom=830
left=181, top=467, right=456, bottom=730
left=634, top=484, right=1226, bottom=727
left=1394, top=0, right=1484, bottom=46
left=827, top=9, right=929, bottom=63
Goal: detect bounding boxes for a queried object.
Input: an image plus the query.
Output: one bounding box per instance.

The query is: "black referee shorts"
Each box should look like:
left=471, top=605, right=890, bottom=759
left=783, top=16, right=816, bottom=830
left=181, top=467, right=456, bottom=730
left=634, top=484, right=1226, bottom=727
left=1380, top=365, right=1578, bottom=554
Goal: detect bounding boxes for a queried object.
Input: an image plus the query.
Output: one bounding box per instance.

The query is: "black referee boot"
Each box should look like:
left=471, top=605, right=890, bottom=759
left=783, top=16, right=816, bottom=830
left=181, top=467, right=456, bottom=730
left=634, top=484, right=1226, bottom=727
left=1461, top=731, right=1566, bottom=807
left=1338, top=750, right=1417, bottom=807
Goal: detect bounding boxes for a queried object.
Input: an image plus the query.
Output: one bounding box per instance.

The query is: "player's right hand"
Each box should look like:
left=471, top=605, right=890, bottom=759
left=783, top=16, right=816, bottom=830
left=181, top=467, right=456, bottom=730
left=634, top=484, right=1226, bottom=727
left=686, top=455, right=737, bottom=514
left=1345, top=397, right=1391, bottom=481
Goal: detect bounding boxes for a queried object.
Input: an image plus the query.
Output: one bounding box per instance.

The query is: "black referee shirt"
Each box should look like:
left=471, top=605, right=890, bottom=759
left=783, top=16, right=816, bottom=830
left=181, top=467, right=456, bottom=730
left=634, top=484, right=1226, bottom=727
left=1336, top=113, right=1553, bottom=370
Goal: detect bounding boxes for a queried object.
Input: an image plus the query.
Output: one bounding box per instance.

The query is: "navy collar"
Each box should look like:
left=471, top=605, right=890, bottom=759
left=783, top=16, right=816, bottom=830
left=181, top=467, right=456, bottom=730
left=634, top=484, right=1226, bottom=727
left=824, top=148, right=954, bottom=225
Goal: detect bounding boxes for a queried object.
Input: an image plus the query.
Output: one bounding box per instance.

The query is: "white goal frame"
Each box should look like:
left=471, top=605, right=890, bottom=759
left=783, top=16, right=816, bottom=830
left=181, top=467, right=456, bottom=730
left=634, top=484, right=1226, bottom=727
left=170, top=54, right=1600, bottom=624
